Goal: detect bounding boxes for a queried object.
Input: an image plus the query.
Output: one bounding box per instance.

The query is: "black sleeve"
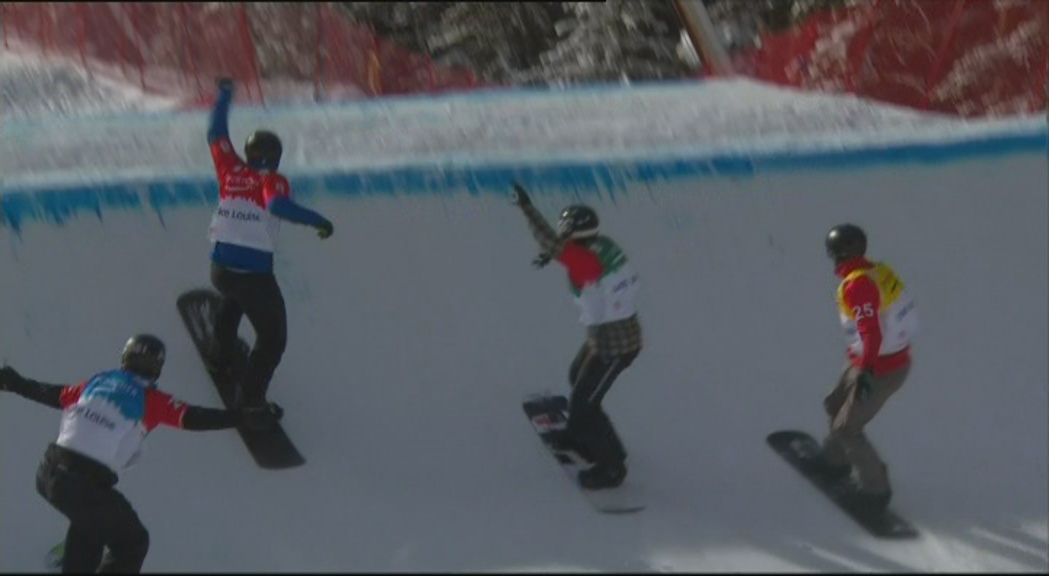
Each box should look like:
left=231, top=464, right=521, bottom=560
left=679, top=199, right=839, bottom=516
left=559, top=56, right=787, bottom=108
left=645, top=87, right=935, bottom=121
left=521, top=203, right=566, bottom=258
left=5, top=378, right=66, bottom=410
left=181, top=406, right=241, bottom=431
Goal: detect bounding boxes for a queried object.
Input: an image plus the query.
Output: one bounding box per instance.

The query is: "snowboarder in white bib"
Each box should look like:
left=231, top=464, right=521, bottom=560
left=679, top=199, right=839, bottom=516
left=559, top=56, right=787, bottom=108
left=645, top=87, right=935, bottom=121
left=204, top=78, right=334, bottom=431
left=510, top=183, right=642, bottom=490
left=0, top=335, right=248, bottom=573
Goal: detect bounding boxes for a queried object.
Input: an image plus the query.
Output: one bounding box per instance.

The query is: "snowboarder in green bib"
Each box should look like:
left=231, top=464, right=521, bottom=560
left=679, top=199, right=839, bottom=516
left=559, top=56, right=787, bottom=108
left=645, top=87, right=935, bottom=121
left=511, top=183, right=642, bottom=489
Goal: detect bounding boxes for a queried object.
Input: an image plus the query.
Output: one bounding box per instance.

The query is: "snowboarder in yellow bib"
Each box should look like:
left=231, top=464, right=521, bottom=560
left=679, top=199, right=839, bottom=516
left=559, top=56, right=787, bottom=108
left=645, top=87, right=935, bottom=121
left=803, top=223, right=918, bottom=514
left=510, top=183, right=642, bottom=490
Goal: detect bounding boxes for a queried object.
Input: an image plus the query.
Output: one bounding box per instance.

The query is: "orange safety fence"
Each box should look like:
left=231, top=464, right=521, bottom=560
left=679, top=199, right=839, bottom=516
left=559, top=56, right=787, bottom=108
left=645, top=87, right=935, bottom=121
left=5, top=1, right=1042, bottom=118
left=734, top=0, right=1049, bottom=117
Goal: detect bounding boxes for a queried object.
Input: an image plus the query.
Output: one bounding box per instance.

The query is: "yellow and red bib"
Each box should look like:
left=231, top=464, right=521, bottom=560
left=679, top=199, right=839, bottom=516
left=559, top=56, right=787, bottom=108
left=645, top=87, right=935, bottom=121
left=836, top=262, right=918, bottom=358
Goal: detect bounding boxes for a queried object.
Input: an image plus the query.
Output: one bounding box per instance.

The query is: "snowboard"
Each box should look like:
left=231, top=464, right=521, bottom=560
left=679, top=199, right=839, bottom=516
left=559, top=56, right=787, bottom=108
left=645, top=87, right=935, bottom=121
left=767, top=430, right=918, bottom=539
left=177, top=288, right=305, bottom=470
left=522, top=393, right=645, bottom=514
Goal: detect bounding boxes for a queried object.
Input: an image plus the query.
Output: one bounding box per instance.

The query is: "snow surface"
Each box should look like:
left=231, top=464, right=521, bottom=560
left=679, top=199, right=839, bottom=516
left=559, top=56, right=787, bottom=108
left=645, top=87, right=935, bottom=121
left=0, top=44, right=180, bottom=120
left=0, top=41, right=365, bottom=126
left=5, top=39, right=1037, bottom=188
left=1, top=47, right=1047, bottom=573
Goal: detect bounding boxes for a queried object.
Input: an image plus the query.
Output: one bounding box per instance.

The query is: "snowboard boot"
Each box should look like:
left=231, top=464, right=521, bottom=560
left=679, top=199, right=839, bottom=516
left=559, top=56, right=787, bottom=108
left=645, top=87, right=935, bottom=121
left=841, top=489, right=892, bottom=515
left=205, top=340, right=249, bottom=384
left=578, top=461, right=627, bottom=490
left=546, top=428, right=575, bottom=453
left=799, top=453, right=852, bottom=481
left=241, top=401, right=284, bottom=431
left=547, top=430, right=591, bottom=467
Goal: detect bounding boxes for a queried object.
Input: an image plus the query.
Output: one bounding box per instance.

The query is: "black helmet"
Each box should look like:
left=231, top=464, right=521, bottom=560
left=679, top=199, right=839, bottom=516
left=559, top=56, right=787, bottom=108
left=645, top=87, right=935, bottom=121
left=825, top=223, right=867, bottom=263
left=244, top=130, right=282, bottom=170
left=120, top=334, right=166, bottom=382
left=557, top=205, right=599, bottom=241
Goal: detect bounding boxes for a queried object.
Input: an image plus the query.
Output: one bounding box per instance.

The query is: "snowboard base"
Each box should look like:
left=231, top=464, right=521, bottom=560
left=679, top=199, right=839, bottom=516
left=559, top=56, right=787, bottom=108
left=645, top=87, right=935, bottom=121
left=767, top=430, right=917, bottom=539
left=523, top=393, right=645, bottom=514
left=177, top=288, right=304, bottom=470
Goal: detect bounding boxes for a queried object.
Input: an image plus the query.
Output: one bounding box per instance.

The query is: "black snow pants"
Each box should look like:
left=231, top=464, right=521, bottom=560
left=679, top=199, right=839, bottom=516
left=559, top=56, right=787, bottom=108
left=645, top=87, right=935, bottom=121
left=564, top=343, right=639, bottom=469
left=36, top=444, right=149, bottom=574
left=210, top=263, right=288, bottom=407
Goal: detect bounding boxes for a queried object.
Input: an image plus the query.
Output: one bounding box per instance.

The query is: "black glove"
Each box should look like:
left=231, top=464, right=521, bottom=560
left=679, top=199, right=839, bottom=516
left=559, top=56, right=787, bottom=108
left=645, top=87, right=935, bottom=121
left=510, top=182, right=532, bottom=208
left=316, top=219, right=334, bottom=240
left=0, top=366, right=24, bottom=392
left=854, top=369, right=874, bottom=402
left=216, top=77, right=235, bottom=93
left=533, top=252, right=552, bottom=269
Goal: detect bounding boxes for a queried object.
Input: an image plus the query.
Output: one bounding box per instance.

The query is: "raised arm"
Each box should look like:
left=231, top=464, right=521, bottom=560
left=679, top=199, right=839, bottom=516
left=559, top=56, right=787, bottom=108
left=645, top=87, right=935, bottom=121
left=207, top=78, right=235, bottom=144
left=510, top=183, right=565, bottom=258
left=0, top=366, right=79, bottom=410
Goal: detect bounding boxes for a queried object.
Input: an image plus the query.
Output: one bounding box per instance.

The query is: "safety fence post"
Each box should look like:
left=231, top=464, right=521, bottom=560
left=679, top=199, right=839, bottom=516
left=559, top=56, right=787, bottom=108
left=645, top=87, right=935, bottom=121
left=237, top=4, right=264, bottom=106
left=313, top=2, right=323, bottom=102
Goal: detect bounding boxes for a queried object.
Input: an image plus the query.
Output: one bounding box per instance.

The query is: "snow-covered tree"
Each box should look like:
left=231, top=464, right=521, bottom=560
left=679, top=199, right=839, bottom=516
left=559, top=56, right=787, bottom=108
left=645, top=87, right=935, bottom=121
left=702, top=0, right=863, bottom=52
left=425, top=2, right=563, bottom=81
left=337, top=2, right=441, bottom=54
left=535, top=0, right=690, bottom=86
left=338, top=2, right=564, bottom=84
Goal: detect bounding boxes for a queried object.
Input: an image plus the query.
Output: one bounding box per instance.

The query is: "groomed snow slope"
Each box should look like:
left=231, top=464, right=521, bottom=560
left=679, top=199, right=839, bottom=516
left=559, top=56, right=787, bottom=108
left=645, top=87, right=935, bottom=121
left=1, top=51, right=1047, bottom=573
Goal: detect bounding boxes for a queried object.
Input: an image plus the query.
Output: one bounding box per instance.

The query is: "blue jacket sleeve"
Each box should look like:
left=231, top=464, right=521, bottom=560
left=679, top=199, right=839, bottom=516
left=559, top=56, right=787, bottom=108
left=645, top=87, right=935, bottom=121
left=268, top=196, right=329, bottom=228
left=207, top=88, right=233, bottom=144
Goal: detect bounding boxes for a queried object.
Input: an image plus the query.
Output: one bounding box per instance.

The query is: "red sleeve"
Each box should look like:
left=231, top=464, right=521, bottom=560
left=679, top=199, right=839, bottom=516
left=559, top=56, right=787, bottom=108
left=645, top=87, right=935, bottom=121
left=843, top=275, right=883, bottom=370
left=557, top=242, right=604, bottom=290
left=142, top=389, right=189, bottom=432
left=59, top=382, right=86, bottom=409
left=262, top=174, right=291, bottom=208
left=209, top=137, right=245, bottom=179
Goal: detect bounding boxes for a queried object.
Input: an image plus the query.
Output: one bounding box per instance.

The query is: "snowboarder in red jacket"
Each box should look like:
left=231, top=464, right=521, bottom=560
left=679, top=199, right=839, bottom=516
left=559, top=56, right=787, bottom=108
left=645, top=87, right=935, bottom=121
left=803, top=224, right=919, bottom=514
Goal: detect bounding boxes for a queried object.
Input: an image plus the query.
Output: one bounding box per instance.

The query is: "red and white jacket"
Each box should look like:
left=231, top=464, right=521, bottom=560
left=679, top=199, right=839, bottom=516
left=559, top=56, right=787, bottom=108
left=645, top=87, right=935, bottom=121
left=834, top=256, right=918, bottom=374
left=208, top=137, right=291, bottom=254
left=3, top=368, right=238, bottom=475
